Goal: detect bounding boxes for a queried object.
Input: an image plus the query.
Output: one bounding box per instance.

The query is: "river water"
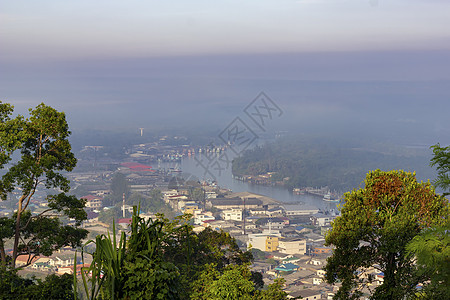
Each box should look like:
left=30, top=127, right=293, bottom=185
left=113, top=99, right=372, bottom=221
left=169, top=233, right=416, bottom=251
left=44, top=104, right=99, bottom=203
left=160, top=153, right=339, bottom=212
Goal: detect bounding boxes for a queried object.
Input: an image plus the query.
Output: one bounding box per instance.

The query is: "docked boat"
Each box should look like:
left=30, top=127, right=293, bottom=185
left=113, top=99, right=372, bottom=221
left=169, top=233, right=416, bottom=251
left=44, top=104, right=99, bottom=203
left=323, top=192, right=339, bottom=202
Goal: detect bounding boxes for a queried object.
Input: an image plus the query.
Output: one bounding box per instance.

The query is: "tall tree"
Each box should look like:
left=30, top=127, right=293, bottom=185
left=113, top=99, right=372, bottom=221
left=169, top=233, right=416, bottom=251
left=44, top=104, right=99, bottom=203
left=430, top=143, right=450, bottom=196
left=324, top=170, right=449, bottom=299
left=110, top=172, right=130, bottom=205
left=0, top=102, right=87, bottom=270
left=406, top=223, right=450, bottom=299
left=403, top=144, right=450, bottom=299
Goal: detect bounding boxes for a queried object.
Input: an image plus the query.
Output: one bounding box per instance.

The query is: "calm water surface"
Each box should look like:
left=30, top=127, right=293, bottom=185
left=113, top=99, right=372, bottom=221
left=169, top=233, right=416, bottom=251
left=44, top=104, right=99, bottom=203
left=160, top=153, right=339, bottom=212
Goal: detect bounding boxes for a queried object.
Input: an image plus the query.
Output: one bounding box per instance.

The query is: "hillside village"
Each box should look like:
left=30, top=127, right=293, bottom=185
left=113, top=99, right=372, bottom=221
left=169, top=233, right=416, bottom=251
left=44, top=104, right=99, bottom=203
left=0, top=141, right=386, bottom=299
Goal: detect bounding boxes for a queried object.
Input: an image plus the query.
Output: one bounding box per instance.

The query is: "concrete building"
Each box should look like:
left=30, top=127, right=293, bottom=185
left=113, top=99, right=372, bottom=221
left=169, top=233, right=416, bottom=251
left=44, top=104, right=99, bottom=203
left=248, top=231, right=281, bottom=251
left=82, top=195, right=103, bottom=209
left=220, top=208, right=242, bottom=221
left=209, top=198, right=262, bottom=210
left=278, top=238, right=307, bottom=255
left=283, top=204, right=319, bottom=216
left=265, top=235, right=280, bottom=252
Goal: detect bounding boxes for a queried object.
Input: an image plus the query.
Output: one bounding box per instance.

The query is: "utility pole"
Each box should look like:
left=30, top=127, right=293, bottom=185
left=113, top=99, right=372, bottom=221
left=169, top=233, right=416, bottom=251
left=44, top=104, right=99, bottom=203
left=243, top=197, right=246, bottom=235
left=122, top=193, right=125, bottom=218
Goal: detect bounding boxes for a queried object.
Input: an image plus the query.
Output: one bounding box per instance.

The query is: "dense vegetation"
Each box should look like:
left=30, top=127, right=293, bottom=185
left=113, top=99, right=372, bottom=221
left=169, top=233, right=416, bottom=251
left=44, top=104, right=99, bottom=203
left=81, top=209, right=287, bottom=299
left=0, top=102, right=87, bottom=270
left=232, top=137, right=433, bottom=191
left=324, top=170, right=449, bottom=299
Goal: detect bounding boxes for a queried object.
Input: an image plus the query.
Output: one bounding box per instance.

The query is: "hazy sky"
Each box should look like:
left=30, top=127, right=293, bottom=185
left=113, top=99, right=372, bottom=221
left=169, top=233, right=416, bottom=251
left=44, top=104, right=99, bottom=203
left=2, top=0, right=449, bottom=59
left=1, top=0, right=449, bottom=144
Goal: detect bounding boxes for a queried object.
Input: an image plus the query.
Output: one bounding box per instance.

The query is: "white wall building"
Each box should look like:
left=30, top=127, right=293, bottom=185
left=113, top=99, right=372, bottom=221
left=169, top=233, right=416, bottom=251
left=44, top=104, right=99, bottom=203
left=247, top=231, right=281, bottom=251
left=221, top=208, right=242, bottom=221
left=278, top=238, right=307, bottom=255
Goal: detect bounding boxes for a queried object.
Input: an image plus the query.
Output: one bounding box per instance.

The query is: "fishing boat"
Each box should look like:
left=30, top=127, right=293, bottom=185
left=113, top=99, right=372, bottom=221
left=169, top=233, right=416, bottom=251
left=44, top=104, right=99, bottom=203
left=323, top=192, right=339, bottom=202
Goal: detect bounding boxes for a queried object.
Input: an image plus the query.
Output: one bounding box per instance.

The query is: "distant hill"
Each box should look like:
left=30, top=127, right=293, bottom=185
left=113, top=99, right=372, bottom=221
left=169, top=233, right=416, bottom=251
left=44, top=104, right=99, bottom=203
left=231, top=137, right=436, bottom=192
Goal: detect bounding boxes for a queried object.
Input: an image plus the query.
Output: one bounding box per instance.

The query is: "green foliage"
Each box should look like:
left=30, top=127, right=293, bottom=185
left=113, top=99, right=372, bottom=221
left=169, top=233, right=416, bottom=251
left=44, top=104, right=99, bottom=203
left=324, top=170, right=449, bottom=299
left=82, top=208, right=261, bottom=299
left=208, top=264, right=255, bottom=300
left=0, top=102, right=87, bottom=270
left=191, top=264, right=288, bottom=300
left=98, top=206, right=122, bottom=226
left=28, top=273, right=74, bottom=300
left=82, top=208, right=181, bottom=300
left=126, top=189, right=171, bottom=215
left=260, top=278, right=288, bottom=300
left=250, top=248, right=267, bottom=261
left=0, top=270, right=73, bottom=299
left=82, top=221, right=127, bottom=300
left=430, top=143, right=450, bottom=196
left=406, top=223, right=450, bottom=299
left=189, top=187, right=205, bottom=202
left=110, top=172, right=130, bottom=205
left=232, top=138, right=434, bottom=191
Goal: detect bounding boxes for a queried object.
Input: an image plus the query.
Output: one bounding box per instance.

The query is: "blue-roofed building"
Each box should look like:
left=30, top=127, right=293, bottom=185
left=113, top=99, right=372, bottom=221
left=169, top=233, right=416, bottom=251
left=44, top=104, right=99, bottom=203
left=275, top=262, right=299, bottom=272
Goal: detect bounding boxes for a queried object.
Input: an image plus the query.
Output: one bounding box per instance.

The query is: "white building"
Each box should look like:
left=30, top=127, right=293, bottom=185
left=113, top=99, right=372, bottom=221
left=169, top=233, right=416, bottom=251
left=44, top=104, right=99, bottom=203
left=247, top=230, right=281, bottom=251
left=194, top=213, right=215, bottom=225
left=283, top=204, right=319, bottom=216
left=220, top=208, right=242, bottom=221
left=278, top=238, right=307, bottom=255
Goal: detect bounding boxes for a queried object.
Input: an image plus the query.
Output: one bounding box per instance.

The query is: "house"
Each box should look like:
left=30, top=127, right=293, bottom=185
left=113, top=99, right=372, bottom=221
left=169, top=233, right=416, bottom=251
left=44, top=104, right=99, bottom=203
left=271, top=252, right=292, bottom=261
left=283, top=204, right=319, bottom=216
left=118, top=218, right=132, bottom=229
left=220, top=208, right=242, bottom=221
left=251, top=262, right=273, bottom=274
left=162, top=189, right=179, bottom=202
left=31, top=257, right=53, bottom=270
left=267, top=207, right=284, bottom=216
left=275, top=262, right=299, bottom=272
left=49, top=252, right=75, bottom=267
left=282, top=256, right=301, bottom=265
left=248, top=208, right=267, bottom=216
left=194, top=213, right=215, bottom=225
left=280, top=227, right=299, bottom=238
left=165, top=195, right=189, bottom=210
left=15, top=255, right=39, bottom=267
left=288, top=289, right=322, bottom=300
left=316, top=269, right=326, bottom=278
left=209, top=198, right=262, bottom=210
left=312, top=246, right=332, bottom=256
left=248, top=231, right=281, bottom=251
left=205, top=191, right=217, bottom=199
left=294, top=226, right=311, bottom=234
left=82, top=195, right=103, bottom=209
left=86, top=211, right=99, bottom=223
left=311, top=213, right=336, bottom=226
left=310, top=258, right=326, bottom=266
left=181, top=202, right=201, bottom=215
left=312, top=277, right=323, bottom=285
left=266, top=235, right=280, bottom=252
left=31, top=261, right=50, bottom=271
left=278, top=238, right=307, bottom=255
left=259, top=217, right=285, bottom=230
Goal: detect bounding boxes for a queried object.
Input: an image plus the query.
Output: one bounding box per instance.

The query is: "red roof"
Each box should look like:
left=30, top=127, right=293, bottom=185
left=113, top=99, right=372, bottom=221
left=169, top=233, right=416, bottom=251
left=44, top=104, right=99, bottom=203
left=81, top=195, right=102, bottom=201
left=118, top=218, right=132, bottom=224
left=120, top=162, right=155, bottom=172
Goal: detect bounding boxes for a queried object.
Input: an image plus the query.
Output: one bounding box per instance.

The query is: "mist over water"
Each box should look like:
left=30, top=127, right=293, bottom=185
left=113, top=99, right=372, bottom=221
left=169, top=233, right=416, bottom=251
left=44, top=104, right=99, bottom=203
left=3, top=53, right=449, bottom=148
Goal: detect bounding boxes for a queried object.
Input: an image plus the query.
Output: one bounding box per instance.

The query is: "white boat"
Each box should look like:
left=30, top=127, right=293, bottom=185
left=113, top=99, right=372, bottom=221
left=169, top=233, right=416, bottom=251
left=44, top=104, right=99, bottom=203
left=323, top=192, right=339, bottom=202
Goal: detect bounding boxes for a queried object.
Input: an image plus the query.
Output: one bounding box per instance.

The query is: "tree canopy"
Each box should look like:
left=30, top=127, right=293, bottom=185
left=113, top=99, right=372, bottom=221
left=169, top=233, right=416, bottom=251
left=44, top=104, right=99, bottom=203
left=324, top=170, right=449, bottom=299
left=403, top=144, right=450, bottom=299
left=0, top=102, right=87, bottom=270
left=430, top=143, right=450, bottom=196
left=232, top=137, right=434, bottom=191
left=82, top=209, right=287, bottom=299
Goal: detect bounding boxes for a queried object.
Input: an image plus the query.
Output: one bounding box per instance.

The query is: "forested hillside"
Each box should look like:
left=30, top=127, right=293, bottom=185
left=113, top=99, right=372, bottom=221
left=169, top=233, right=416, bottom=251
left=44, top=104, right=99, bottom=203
left=232, top=137, right=434, bottom=192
